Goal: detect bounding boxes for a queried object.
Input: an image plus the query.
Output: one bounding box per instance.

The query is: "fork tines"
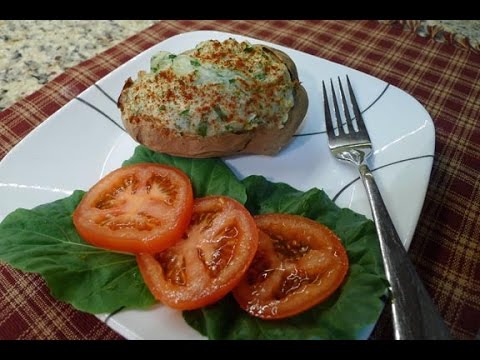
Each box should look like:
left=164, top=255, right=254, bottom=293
left=322, top=75, right=370, bottom=141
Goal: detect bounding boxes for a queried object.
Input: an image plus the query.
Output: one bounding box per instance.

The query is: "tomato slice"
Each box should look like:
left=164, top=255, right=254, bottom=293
left=73, top=163, right=194, bottom=254
left=137, top=196, right=258, bottom=310
left=233, top=214, right=349, bottom=320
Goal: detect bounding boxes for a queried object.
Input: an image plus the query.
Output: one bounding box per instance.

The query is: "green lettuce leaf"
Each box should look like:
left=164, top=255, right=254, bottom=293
left=123, top=146, right=246, bottom=204
left=183, top=175, right=388, bottom=339
left=0, top=146, right=245, bottom=315
left=0, top=190, right=155, bottom=314
left=0, top=146, right=387, bottom=339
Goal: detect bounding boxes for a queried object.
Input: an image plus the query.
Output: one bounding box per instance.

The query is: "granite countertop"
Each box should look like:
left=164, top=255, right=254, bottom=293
left=0, top=20, right=159, bottom=111
left=1, top=20, right=479, bottom=112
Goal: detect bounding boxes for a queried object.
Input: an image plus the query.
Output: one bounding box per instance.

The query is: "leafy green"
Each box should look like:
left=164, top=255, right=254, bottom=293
left=123, top=146, right=246, bottom=204
left=183, top=175, right=388, bottom=339
left=0, top=147, right=246, bottom=315
left=0, top=147, right=387, bottom=339
left=0, top=190, right=155, bottom=314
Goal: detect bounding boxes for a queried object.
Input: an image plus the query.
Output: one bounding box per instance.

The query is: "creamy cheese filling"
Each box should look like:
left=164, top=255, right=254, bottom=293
left=123, top=39, right=295, bottom=137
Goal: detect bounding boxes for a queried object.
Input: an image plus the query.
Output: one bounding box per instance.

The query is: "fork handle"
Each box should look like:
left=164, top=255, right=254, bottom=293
left=359, top=164, right=452, bottom=340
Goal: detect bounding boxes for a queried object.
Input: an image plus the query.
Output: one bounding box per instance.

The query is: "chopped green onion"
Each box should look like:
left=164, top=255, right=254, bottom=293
left=255, top=73, right=266, bottom=80
left=197, top=122, right=208, bottom=137
left=244, top=46, right=254, bottom=53
left=159, top=105, right=166, bottom=111
left=225, top=124, right=235, bottom=132
left=179, top=109, right=190, bottom=116
left=190, top=59, right=201, bottom=67
left=229, top=78, right=236, bottom=84
left=168, top=54, right=177, bottom=59
left=213, top=106, right=227, bottom=121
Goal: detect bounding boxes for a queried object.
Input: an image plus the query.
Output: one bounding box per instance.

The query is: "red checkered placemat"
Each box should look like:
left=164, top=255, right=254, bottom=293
left=1, top=20, right=479, bottom=340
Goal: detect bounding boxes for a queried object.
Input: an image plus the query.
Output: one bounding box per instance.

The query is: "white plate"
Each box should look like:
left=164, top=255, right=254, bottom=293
left=0, top=31, right=434, bottom=340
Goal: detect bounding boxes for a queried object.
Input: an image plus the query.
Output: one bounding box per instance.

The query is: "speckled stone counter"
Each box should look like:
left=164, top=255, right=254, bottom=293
left=0, top=20, right=159, bottom=111
left=1, top=20, right=479, bottom=112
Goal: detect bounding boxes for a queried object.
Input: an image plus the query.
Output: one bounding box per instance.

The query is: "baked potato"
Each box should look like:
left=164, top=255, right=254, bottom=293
left=118, top=39, right=308, bottom=158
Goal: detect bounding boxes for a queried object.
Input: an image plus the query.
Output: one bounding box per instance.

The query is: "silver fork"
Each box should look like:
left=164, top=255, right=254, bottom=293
left=323, top=76, right=452, bottom=340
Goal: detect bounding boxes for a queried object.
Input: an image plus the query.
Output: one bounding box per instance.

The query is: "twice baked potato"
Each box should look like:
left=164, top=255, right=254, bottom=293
left=118, top=38, right=308, bottom=158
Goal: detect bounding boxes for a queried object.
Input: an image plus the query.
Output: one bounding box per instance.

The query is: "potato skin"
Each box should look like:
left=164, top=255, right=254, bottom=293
left=118, top=45, right=308, bottom=158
